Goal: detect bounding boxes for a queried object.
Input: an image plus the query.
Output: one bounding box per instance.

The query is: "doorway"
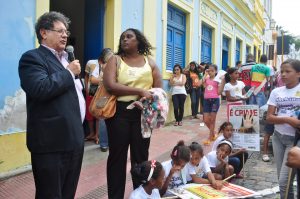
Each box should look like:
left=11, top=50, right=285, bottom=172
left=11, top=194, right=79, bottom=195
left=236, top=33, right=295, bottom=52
left=50, top=0, right=105, bottom=67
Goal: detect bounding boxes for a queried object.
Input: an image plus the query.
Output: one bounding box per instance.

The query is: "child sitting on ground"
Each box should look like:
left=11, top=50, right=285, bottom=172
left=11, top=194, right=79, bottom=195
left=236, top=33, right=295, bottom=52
left=206, top=139, right=234, bottom=180
left=160, top=140, right=190, bottom=196
left=186, top=142, right=224, bottom=190
left=212, top=122, right=248, bottom=178
left=130, top=160, right=165, bottom=199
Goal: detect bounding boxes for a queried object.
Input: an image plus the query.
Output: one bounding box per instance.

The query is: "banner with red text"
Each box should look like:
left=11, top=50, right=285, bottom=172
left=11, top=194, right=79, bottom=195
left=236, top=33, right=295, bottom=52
left=228, top=105, right=260, bottom=151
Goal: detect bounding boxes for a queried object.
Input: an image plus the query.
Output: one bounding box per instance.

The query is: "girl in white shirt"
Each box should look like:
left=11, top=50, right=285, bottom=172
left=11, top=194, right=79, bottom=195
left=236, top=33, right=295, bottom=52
left=212, top=122, right=248, bottom=178
left=206, top=139, right=234, bottom=180
left=266, top=59, right=300, bottom=199
left=161, top=140, right=190, bottom=196
left=187, top=142, right=223, bottom=190
left=224, top=67, right=247, bottom=103
left=129, top=160, right=165, bottom=199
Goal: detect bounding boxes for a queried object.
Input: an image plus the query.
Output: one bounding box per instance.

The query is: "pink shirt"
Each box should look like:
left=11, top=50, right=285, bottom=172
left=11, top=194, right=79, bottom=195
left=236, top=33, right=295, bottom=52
left=204, top=78, right=219, bottom=99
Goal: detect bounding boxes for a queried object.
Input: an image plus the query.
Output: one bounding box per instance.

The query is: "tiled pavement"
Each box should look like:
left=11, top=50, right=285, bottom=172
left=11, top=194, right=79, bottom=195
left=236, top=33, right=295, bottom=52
left=0, top=102, right=289, bottom=198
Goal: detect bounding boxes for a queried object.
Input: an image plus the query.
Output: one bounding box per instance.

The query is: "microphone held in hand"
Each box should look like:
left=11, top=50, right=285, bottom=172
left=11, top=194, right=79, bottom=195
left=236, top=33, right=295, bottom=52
left=66, top=45, right=75, bottom=62
left=65, top=45, right=79, bottom=79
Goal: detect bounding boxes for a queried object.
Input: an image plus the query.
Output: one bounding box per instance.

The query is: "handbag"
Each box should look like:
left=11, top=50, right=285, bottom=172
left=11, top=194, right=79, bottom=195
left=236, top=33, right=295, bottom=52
left=89, top=82, right=117, bottom=119
left=89, top=84, right=98, bottom=96
left=89, top=55, right=121, bottom=119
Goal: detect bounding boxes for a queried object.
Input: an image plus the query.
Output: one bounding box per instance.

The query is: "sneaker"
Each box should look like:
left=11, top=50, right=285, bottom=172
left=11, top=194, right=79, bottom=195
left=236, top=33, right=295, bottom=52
left=262, top=154, right=270, bottom=162
left=100, top=147, right=108, bottom=152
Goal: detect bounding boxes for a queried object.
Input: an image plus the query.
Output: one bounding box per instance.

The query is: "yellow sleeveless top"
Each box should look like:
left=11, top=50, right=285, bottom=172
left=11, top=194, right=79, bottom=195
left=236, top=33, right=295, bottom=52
left=117, top=57, right=153, bottom=101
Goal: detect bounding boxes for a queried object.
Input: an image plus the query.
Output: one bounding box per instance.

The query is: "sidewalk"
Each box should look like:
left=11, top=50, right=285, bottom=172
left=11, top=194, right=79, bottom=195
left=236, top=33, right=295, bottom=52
left=0, top=103, right=284, bottom=198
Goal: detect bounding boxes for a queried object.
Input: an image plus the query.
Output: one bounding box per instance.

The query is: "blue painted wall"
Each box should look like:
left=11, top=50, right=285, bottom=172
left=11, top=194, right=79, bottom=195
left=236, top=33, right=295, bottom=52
left=122, top=0, right=144, bottom=31
left=0, top=0, right=35, bottom=108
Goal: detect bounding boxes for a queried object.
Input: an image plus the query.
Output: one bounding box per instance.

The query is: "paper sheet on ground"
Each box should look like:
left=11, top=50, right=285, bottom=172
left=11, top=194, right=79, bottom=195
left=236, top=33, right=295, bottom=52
left=167, top=183, right=259, bottom=199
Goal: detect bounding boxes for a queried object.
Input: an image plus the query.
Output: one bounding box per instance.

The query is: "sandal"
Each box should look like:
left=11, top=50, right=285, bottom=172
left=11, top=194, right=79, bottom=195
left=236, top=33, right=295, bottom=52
left=212, top=134, right=218, bottom=141
left=174, top=122, right=178, bottom=126
left=203, top=140, right=211, bottom=145
left=178, top=121, right=183, bottom=126
left=262, top=154, right=270, bottom=162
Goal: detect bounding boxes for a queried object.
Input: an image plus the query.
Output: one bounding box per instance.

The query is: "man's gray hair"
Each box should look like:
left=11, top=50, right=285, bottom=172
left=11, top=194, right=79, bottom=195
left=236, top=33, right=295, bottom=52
left=35, top=11, right=70, bottom=44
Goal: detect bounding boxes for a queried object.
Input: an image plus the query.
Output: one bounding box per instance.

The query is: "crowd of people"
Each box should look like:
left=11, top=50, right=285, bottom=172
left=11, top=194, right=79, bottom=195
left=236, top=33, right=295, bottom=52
left=18, top=11, right=300, bottom=199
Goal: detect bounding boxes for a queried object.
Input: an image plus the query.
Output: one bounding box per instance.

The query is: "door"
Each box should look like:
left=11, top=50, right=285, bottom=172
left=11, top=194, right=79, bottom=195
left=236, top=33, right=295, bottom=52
left=166, top=5, right=186, bottom=71
left=235, top=39, right=241, bottom=64
left=84, top=0, right=105, bottom=64
left=50, top=0, right=105, bottom=69
left=201, top=25, right=212, bottom=63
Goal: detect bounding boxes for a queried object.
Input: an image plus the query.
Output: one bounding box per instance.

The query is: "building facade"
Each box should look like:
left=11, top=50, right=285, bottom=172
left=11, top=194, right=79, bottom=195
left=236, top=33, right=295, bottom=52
left=0, top=0, right=267, bottom=173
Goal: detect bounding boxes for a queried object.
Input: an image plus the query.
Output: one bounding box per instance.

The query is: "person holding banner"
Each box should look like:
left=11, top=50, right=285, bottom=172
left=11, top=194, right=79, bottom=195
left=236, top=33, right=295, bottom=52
left=223, top=67, right=248, bottom=119
left=266, top=59, right=300, bottom=199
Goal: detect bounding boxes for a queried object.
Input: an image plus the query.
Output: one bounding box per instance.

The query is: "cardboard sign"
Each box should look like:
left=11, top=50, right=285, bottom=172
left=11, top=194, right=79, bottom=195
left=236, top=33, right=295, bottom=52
left=228, top=105, right=260, bottom=151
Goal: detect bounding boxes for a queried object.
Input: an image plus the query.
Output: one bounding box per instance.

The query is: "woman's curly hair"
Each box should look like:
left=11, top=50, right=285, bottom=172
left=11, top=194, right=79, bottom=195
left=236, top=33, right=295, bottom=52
left=117, top=28, right=153, bottom=56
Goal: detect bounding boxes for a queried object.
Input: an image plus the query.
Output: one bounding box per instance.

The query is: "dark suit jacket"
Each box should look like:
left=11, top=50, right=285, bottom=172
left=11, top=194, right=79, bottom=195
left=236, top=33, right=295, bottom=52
left=19, top=45, right=84, bottom=153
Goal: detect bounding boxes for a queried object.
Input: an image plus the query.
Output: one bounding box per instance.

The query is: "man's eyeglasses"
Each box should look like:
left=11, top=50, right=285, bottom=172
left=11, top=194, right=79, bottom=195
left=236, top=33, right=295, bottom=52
left=48, top=29, right=71, bottom=37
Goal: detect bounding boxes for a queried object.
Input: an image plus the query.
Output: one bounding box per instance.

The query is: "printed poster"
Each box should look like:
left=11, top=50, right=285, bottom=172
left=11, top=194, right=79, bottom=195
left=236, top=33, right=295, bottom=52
left=185, top=183, right=258, bottom=199
left=167, top=183, right=258, bottom=199
left=228, top=105, right=260, bottom=151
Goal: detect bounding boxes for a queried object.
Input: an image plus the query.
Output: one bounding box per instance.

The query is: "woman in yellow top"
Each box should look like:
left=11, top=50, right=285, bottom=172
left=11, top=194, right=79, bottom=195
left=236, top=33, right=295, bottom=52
left=103, top=28, right=162, bottom=199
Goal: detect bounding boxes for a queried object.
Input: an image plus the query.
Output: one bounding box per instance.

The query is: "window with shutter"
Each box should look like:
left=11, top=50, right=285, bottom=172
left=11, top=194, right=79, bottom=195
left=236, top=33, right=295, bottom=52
left=166, top=5, right=186, bottom=71
left=201, top=25, right=212, bottom=63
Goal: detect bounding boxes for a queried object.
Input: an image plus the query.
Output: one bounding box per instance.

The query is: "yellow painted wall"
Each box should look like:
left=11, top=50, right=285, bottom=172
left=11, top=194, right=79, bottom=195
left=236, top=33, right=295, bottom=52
left=35, top=0, right=50, bottom=47
left=143, top=0, right=157, bottom=59
left=0, top=133, right=30, bottom=173
left=105, top=0, right=122, bottom=51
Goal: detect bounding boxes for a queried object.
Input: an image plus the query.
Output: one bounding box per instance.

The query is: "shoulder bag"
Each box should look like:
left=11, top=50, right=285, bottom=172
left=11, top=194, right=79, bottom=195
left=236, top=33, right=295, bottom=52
left=89, top=55, right=121, bottom=119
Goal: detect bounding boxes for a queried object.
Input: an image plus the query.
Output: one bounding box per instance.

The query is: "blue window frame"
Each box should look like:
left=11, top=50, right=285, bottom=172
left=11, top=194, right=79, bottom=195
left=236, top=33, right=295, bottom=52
left=235, top=39, right=241, bottom=63
left=222, top=36, right=229, bottom=70
left=166, top=5, right=186, bottom=71
left=201, top=24, right=212, bottom=63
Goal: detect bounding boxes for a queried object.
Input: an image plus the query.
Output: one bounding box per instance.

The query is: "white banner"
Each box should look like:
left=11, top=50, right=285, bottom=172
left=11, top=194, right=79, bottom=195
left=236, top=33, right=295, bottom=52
left=228, top=105, right=260, bottom=151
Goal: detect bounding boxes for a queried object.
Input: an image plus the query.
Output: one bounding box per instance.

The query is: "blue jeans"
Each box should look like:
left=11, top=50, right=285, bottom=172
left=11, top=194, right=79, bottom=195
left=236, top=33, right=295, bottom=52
left=272, top=131, right=300, bottom=199
left=190, top=88, right=201, bottom=116
left=249, top=91, right=266, bottom=108
left=99, top=119, right=108, bottom=148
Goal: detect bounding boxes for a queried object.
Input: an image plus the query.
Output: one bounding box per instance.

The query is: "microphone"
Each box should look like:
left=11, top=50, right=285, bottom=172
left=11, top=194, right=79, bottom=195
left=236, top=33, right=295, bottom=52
left=65, top=45, right=79, bottom=79
left=66, top=45, right=75, bottom=61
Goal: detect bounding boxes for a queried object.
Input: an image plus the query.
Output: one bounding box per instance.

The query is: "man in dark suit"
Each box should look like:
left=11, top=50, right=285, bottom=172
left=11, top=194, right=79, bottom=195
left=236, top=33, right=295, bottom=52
left=18, top=11, right=85, bottom=199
